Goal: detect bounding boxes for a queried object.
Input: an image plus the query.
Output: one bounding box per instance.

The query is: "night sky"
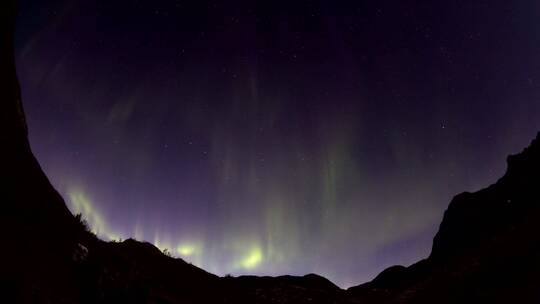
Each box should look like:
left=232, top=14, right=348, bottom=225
left=14, top=0, right=540, bottom=287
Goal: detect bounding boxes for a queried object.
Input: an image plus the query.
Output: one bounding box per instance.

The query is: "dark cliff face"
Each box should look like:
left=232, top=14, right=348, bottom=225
left=1, top=2, right=83, bottom=302
left=1, top=2, right=77, bottom=239
left=1, top=0, right=25, bottom=140
left=430, top=133, right=540, bottom=261
left=348, top=133, right=540, bottom=303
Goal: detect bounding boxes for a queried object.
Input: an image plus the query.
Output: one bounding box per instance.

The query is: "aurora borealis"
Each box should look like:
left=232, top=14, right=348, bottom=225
left=14, top=0, right=540, bottom=287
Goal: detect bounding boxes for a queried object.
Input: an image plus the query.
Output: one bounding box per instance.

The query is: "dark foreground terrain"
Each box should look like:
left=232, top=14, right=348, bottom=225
left=2, top=2, right=540, bottom=303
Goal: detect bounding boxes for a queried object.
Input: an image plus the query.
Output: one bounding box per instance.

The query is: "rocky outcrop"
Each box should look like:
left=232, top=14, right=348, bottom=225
left=431, top=133, right=540, bottom=261
left=348, top=133, right=540, bottom=303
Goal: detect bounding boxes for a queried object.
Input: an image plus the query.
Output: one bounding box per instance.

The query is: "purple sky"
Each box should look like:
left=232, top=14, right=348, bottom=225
left=15, top=0, right=540, bottom=287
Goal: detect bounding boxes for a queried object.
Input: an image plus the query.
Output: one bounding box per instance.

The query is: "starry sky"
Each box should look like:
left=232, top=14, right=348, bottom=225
left=14, top=0, right=540, bottom=287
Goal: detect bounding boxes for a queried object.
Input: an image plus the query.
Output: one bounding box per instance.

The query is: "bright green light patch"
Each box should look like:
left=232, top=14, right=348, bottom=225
left=176, top=244, right=197, bottom=256
left=240, top=246, right=263, bottom=269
